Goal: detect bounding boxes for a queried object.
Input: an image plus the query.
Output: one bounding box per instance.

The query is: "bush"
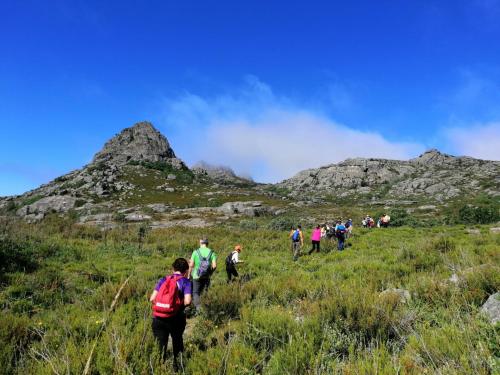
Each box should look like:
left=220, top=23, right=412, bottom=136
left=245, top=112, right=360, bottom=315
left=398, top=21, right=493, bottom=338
left=458, top=205, right=499, bottom=224
left=239, top=219, right=259, bottom=230
left=0, top=237, right=39, bottom=282
left=267, top=216, right=296, bottom=231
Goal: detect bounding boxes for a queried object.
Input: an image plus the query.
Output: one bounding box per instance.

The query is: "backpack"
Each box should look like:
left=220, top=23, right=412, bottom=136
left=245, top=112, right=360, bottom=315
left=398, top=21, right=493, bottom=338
left=225, top=251, right=236, bottom=266
left=336, top=225, right=346, bottom=234
left=196, top=249, right=213, bottom=278
left=152, top=274, right=183, bottom=318
left=292, top=230, right=300, bottom=241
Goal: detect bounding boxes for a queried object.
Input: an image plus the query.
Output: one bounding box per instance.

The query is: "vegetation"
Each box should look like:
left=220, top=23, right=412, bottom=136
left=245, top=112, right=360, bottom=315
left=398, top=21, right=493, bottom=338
left=0, top=215, right=498, bottom=374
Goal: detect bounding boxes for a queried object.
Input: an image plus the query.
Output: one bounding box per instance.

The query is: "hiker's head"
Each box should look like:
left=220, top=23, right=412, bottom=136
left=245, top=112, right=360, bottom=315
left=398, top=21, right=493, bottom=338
left=234, top=244, right=242, bottom=253
left=172, top=258, right=189, bottom=274
left=199, top=237, right=209, bottom=246
left=298, top=225, right=302, bottom=230
left=316, top=225, right=320, bottom=229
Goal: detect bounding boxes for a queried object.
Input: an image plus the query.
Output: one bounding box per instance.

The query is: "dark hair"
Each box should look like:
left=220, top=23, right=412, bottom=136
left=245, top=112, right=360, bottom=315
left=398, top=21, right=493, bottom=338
left=172, top=258, right=189, bottom=273
left=298, top=225, right=302, bottom=229
left=316, top=225, right=320, bottom=229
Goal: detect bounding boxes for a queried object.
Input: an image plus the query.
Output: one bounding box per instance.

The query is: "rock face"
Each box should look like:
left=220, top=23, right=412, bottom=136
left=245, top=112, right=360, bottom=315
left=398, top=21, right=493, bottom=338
left=278, top=149, right=500, bottom=201
left=92, top=121, right=185, bottom=169
left=192, top=161, right=254, bottom=185
left=480, top=292, right=500, bottom=324
left=9, top=121, right=188, bottom=220
left=218, top=201, right=272, bottom=217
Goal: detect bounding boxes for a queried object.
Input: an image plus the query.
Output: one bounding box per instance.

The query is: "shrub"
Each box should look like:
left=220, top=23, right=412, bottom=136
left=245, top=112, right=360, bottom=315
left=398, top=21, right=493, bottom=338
left=267, top=216, right=296, bottom=231
left=0, top=237, right=39, bottom=282
left=239, top=219, right=259, bottom=230
left=458, top=205, right=499, bottom=224
left=202, top=285, right=243, bottom=324
left=0, top=314, right=33, bottom=373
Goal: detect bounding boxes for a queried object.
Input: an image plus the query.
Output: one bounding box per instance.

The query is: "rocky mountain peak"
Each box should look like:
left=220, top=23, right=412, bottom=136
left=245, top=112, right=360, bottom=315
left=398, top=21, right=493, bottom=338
left=91, top=121, right=183, bottom=167
left=411, top=149, right=450, bottom=164
left=192, top=161, right=254, bottom=184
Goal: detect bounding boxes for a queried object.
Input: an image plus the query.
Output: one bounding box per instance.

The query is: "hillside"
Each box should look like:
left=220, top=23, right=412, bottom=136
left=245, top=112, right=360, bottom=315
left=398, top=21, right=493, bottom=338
left=0, top=217, right=498, bottom=373
left=0, top=121, right=498, bottom=227
left=278, top=149, right=500, bottom=202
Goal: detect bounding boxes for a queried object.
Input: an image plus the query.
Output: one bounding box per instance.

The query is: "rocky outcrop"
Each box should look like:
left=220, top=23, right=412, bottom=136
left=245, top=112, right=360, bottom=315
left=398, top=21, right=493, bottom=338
left=480, top=292, right=500, bottom=324
left=11, top=122, right=188, bottom=220
left=192, top=161, right=254, bottom=185
left=218, top=201, right=273, bottom=217
left=16, top=196, right=77, bottom=221
left=92, top=121, right=185, bottom=169
left=278, top=150, right=499, bottom=201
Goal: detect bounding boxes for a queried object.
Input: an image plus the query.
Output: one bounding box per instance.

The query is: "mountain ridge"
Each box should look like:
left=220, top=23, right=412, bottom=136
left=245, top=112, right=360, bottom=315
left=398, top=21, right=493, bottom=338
left=0, top=121, right=498, bottom=223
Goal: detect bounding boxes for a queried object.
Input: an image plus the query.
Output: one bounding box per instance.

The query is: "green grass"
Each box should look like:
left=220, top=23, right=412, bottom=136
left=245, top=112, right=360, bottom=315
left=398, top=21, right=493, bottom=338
left=0, top=216, right=499, bottom=374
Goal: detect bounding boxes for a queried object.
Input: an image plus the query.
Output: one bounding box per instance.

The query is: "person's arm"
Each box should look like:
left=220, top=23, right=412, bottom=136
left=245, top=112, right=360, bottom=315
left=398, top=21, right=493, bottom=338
left=300, top=231, right=304, bottom=246
left=149, top=290, right=158, bottom=303
left=211, top=255, right=217, bottom=271
left=187, top=257, right=194, bottom=279
left=184, top=293, right=192, bottom=306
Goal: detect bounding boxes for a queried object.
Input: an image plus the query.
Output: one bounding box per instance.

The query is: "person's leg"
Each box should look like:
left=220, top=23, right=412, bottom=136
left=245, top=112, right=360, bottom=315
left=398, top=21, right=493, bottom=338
left=316, top=240, right=321, bottom=253
left=339, top=237, right=344, bottom=250
left=232, top=266, right=239, bottom=279
left=293, top=242, right=300, bottom=260
left=170, top=314, right=187, bottom=371
left=226, top=267, right=232, bottom=283
left=192, top=279, right=201, bottom=311
left=308, top=241, right=315, bottom=255
left=152, top=318, right=169, bottom=361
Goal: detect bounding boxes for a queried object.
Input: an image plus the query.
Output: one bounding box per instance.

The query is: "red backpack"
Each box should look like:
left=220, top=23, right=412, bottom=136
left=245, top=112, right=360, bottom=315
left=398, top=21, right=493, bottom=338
left=152, top=274, right=184, bottom=318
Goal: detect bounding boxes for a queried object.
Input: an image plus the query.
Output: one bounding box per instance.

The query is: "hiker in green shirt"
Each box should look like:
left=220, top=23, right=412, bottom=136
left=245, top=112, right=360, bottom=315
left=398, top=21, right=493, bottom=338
left=188, top=237, right=217, bottom=312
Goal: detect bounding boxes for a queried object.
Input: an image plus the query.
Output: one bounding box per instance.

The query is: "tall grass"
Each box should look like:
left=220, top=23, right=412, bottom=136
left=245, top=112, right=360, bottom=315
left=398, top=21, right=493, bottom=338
left=0, top=216, right=498, bottom=374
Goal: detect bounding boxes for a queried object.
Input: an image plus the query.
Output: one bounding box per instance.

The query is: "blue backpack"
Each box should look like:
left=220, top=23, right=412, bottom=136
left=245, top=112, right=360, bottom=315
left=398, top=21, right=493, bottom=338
left=292, top=229, right=300, bottom=241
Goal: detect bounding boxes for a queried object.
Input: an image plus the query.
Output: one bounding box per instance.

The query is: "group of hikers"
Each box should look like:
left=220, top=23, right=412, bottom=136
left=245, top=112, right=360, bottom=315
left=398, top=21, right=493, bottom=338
left=362, top=213, right=391, bottom=228
left=149, top=237, right=242, bottom=371
left=149, top=213, right=391, bottom=371
left=288, top=218, right=354, bottom=259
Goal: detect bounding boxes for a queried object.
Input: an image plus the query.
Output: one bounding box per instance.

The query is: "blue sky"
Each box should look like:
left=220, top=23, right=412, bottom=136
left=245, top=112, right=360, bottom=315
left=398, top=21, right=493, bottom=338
left=1, top=0, right=500, bottom=195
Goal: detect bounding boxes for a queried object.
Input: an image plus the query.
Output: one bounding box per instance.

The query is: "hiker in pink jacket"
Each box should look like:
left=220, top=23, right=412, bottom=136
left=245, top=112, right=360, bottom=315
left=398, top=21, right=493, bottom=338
left=308, top=225, right=322, bottom=254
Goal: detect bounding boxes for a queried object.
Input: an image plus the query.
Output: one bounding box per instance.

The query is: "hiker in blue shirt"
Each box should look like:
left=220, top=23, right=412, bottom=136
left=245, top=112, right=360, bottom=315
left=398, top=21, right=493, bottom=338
left=335, top=220, right=347, bottom=250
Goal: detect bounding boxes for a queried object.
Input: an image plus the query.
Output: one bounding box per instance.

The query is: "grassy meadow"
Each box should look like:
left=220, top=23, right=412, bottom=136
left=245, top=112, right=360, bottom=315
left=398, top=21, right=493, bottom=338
left=0, top=215, right=499, bottom=374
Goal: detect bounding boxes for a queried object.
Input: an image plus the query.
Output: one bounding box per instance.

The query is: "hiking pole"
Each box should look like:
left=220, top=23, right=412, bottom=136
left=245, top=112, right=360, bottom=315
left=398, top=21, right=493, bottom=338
left=82, top=275, right=131, bottom=375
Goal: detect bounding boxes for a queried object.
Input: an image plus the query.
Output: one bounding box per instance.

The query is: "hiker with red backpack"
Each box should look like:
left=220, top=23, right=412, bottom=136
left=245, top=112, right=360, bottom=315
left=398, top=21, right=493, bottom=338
left=150, top=258, right=192, bottom=370
left=188, top=237, right=217, bottom=312
left=225, top=244, right=244, bottom=283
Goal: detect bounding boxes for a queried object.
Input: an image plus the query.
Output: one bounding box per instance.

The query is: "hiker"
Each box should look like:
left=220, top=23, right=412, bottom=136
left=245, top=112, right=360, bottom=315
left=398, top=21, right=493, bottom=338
left=345, top=218, right=353, bottom=239
left=289, top=225, right=304, bottom=261
left=320, top=225, right=327, bottom=239
left=150, top=257, right=192, bottom=370
left=381, top=213, right=390, bottom=228
left=335, top=220, right=347, bottom=250
left=225, top=244, right=244, bottom=283
left=308, top=225, right=322, bottom=254
left=188, top=237, right=217, bottom=312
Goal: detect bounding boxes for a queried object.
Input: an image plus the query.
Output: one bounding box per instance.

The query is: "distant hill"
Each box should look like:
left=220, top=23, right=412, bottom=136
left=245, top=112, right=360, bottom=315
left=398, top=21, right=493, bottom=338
left=0, top=121, right=498, bottom=225
left=278, top=149, right=499, bottom=202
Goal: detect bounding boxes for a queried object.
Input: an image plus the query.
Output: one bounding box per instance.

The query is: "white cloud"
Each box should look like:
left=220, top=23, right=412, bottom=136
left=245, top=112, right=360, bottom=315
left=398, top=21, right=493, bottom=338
left=445, top=122, right=500, bottom=160
left=160, top=77, right=424, bottom=182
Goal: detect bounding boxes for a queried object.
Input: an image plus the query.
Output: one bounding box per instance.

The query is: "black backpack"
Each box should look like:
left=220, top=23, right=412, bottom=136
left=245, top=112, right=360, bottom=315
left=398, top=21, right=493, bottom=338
left=225, top=251, right=235, bottom=267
